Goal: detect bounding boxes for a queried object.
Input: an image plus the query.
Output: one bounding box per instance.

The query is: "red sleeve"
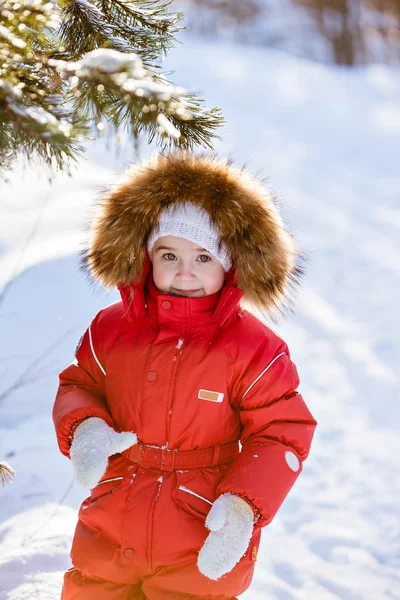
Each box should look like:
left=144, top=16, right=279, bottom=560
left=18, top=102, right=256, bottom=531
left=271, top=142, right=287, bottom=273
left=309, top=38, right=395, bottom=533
left=52, top=314, right=115, bottom=458
left=217, top=336, right=317, bottom=528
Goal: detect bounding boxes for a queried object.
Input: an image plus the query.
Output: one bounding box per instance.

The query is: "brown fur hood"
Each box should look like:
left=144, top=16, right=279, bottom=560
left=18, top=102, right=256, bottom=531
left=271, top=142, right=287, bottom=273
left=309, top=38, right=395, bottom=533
left=82, top=152, right=302, bottom=315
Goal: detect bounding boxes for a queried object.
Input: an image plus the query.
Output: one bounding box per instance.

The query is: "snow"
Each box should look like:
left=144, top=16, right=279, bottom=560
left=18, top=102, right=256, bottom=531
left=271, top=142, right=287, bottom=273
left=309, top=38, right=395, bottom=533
left=75, top=0, right=104, bottom=11
left=0, top=24, right=27, bottom=49
left=175, top=338, right=184, bottom=349
left=157, top=113, right=181, bottom=138
left=120, top=77, right=182, bottom=99
left=1, top=33, right=400, bottom=599
left=8, top=105, right=60, bottom=127
left=80, top=48, right=143, bottom=74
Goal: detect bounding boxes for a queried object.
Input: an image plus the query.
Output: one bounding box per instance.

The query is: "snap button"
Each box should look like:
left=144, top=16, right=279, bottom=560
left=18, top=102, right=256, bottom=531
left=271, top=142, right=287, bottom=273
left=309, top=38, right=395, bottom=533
left=147, top=371, right=157, bottom=381
left=123, top=548, right=134, bottom=559
left=161, top=300, right=171, bottom=310
left=285, top=451, right=300, bottom=472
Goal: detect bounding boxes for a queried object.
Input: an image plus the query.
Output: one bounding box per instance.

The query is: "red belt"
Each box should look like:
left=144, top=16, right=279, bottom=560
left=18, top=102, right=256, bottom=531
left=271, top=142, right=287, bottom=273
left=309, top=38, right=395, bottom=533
left=123, top=441, right=239, bottom=471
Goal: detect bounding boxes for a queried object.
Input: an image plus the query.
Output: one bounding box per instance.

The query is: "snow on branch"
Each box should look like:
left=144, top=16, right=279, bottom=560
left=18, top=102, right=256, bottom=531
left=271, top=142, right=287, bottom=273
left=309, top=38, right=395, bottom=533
left=0, top=462, right=16, bottom=487
left=0, top=0, right=223, bottom=177
left=48, top=47, right=220, bottom=142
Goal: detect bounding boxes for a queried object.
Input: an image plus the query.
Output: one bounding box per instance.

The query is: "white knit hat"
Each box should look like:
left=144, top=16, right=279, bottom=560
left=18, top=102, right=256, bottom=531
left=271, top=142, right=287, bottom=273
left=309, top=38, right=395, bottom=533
left=146, top=202, right=232, bottom=272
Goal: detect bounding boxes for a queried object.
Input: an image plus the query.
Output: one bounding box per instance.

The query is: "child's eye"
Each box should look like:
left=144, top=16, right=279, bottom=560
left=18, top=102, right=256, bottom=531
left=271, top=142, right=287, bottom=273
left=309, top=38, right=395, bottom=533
left=197, top=254, right=211, bottom=263
left=162, top=253, right=176, bottom=261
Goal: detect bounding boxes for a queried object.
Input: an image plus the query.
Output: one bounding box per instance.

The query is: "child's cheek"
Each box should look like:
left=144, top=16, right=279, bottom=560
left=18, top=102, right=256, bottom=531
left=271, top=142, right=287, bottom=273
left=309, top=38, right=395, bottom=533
left=153, top=261, right=173, bottom=292
left=204, top=267, right=225, bottom=295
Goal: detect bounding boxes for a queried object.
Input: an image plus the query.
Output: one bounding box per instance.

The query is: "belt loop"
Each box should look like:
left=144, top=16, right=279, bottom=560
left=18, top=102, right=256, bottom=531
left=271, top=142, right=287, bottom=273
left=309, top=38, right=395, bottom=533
left=211, top=444, right=221, bottom=466
left=139, top=442, right=145, bottom=465
left=160, top=448, right=165, bottom=470
left=170, top=449, right=177, bottom=471
left=160, top=448, right=177, bottom=471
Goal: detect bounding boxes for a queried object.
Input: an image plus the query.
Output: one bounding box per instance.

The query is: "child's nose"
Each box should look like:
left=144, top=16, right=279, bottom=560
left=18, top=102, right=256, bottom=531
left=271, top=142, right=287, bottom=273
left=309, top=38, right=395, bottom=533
left=176, top=264, right=196, bottom=279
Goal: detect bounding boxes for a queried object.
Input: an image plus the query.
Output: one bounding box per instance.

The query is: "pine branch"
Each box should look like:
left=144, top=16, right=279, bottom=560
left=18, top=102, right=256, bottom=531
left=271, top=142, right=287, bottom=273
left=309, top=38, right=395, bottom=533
left=57, top=0, right=184, bottom=65
left=0, top=0, right=224, bottom=177
left=49, top=48, right=223, bottom=148
left=0, top=0, right=87, bottom=175
left=0, top=461, right=16, bottom=486
left=98, top=0, right=184, bottom=61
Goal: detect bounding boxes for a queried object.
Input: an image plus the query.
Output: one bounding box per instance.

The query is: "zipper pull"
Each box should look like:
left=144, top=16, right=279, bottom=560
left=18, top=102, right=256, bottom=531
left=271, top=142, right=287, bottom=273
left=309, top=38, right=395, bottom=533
left=175, top=338, right=184, bottom=350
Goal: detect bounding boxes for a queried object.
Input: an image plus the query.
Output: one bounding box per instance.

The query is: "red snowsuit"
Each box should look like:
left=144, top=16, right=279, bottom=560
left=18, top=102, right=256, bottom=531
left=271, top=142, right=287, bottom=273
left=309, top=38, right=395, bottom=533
left=53, top=258, right=317, bottom=600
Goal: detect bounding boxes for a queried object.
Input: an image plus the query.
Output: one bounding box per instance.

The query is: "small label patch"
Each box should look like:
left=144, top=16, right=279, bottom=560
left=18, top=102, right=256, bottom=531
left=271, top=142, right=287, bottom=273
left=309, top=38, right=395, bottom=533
left=198, top=389, right=224, bottom=403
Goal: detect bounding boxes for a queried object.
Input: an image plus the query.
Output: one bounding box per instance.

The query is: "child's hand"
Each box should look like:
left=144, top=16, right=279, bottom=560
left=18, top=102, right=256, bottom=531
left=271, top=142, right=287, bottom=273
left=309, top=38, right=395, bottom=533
left=197, top=493, right=255, bottom=580
left=69, top=417, right=137, bottom=490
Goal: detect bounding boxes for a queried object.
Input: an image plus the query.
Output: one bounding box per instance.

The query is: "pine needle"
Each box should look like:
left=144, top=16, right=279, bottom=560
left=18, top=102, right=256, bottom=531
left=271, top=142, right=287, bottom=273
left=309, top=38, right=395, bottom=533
left=0, top=462, right=16, bottom=487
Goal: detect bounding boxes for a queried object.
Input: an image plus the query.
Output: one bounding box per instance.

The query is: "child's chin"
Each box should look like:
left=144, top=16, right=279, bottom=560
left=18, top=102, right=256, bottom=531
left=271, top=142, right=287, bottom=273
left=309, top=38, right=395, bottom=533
left=170, top=289, right=205, bottom=298
left=156, top=285, right=206, bottom=297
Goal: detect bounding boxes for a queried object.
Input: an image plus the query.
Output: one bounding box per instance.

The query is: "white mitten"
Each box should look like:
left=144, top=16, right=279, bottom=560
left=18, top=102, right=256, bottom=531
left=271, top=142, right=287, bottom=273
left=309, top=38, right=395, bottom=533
left=70, top=417, right=137, bottom=490
left=197, top=493, right=255, bottom=581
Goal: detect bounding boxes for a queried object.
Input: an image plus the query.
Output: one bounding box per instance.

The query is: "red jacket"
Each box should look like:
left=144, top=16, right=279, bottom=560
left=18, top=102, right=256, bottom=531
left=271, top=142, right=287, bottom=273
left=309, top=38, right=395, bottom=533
left=53, top=260, right=316, bottom=529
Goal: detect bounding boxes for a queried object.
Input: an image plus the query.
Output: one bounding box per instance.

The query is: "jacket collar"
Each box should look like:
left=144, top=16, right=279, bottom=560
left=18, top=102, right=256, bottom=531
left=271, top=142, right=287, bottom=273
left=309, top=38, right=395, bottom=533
left=118, top=254, right=243, bottom=332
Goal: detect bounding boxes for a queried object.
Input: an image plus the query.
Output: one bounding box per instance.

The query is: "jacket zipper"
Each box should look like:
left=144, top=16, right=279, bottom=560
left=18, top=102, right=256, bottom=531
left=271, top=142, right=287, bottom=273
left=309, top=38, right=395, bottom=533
left=165, top=337, right=186, bottom=443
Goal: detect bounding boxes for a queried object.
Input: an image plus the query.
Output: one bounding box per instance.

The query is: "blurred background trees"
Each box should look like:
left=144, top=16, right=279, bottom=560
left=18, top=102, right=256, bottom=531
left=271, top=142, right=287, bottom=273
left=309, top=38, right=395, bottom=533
left=177, top=0, right=400, bottom=65
left=1, top=0, right=397, bottom=177
left=296, top=0, right=400, bottom=65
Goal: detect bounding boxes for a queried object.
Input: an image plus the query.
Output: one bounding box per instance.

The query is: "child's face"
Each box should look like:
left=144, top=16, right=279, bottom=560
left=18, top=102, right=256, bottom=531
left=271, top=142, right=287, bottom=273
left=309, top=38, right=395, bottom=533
left=151, top=236, right=225, bottom=298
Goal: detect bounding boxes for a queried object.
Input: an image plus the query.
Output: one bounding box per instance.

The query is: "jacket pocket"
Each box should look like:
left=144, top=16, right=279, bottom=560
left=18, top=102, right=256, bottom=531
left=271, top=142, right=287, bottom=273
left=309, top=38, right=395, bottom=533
left=86, top=454, right=136, bottom=505
left=175, top=485, right=213, bottom=519
left=89, top=476, right=124, bottom=503
left=173, top=467, right=228, bottom=520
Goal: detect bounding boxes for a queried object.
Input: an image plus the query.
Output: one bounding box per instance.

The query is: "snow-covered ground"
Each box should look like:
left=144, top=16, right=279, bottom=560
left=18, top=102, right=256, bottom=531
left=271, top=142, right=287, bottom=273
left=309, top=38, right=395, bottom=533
left=0, top=35, right=399, bottom=600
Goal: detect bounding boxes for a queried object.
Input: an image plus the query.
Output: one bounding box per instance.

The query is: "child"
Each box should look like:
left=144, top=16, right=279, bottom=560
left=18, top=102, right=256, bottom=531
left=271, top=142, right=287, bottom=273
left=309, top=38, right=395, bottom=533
left=53, top=152, right=317, bottom=600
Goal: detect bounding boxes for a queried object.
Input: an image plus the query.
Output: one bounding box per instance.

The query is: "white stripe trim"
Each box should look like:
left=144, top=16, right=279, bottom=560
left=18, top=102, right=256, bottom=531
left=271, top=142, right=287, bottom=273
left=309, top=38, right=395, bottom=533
left=88, top=325, right=106, bottom=376
left=178, top=486, right=213, bottom=506
left=241, top=351, right=286, bottom=400
left=97, top=476, right=123, bottom=486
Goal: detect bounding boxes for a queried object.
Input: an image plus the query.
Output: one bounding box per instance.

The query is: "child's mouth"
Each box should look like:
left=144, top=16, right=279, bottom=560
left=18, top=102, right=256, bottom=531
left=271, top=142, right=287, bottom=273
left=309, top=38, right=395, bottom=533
left=172, top=288, right=202, bottom=297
